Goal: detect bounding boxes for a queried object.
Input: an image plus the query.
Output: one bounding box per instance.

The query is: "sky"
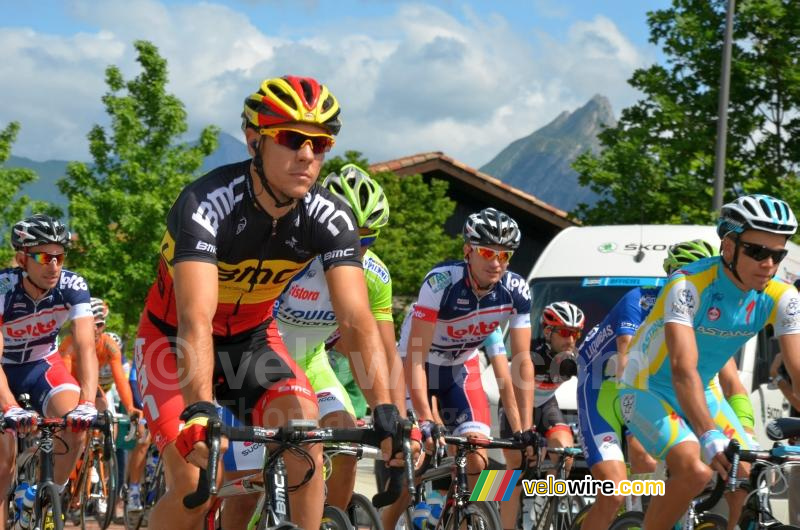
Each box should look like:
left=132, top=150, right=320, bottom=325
left=0, top=0, right=671, bottom=168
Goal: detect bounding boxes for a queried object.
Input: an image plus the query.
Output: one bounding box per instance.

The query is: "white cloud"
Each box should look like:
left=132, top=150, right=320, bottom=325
left=0, top=1, right=653, bottom=168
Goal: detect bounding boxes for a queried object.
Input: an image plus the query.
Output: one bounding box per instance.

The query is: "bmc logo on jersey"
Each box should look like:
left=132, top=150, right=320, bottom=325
left=195, top=241, right=217, bottom=253
left=323, top=248, right=355, bottom=262
left=5, top=318, right=58, bottom=338
left=306, top=194, right=355, bottom=236
left=191, top=175, right=246, bottom=237
left=446, top=320, right=500, bottom=339
left=60, top=274, right=87, bottom=292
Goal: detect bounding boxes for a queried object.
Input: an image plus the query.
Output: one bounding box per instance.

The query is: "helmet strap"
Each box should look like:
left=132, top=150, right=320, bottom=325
left=252, top=139, right=296, bottom=209
left=721, top=234, right=745, bottom=285
left=21, top=270, right=50, bottom=299
left=465, top=258, right=495, bottom=293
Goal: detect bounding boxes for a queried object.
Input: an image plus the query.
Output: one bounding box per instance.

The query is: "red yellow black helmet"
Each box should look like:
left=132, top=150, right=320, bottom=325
left=243, top=76, right=341, bottom=135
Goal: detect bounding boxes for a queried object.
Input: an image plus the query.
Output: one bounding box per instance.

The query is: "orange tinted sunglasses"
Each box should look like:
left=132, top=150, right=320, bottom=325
left=472, top=245, right=514, bottom=263
left=260, top=127, right=335, bottom=154
left=549, top=326, right=581, bottom=339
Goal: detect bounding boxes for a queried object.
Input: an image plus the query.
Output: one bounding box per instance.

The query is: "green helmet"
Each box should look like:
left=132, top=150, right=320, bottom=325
left=322, top=164, right=389, bottom=231
left=663, top=239, right=719, bottom=274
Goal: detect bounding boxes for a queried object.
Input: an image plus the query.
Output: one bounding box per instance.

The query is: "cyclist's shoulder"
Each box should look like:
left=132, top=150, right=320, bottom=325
left=0, top=267, right=22, bottom=294
left=170, top=160, right=252, bottom=219
left=362, top=249, right=391, bottom=285
left=762, top=277, right=797, bottom=300
left=98, top=333, right=122, bottom=359
left=53, top=269, right=90, bottom=298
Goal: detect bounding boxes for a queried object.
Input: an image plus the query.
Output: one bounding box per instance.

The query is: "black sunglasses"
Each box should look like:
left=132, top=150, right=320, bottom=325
left=739, top=241, right=788, bottom=264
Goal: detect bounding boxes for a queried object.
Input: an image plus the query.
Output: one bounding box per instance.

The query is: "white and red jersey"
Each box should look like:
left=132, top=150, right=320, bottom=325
left=0, top=268, right=92, bottom=364
left=398, top=260, right=531, bottom=366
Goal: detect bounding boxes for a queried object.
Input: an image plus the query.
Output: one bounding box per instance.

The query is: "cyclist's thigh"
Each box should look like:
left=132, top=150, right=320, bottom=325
left=214, top=320, right=317, bottom=427
left=618, top=387, right=695, bottom=460
left=135, top=314, right=184, bottom=453
left=538, top=395, right=572, bottom=440
left=432, top=356, right=490, bottom=437
left=5, top=354, right=81, bottom=417
left=579, top=379, right=625, bottom=469
left=303, top=346, right=356, bottom=420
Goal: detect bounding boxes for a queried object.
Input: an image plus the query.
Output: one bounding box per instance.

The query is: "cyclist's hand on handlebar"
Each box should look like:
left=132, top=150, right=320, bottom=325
left=2, top=404, right=38, bottom=434
left=700, top=430, right=731, bottom=480
left=176, top=401, right=227, bottom=468
left=373, top=404, right=405, bottom=466
left=65, top=400, right=97, bottom=432
left=513, top=429, right=539, bottom=466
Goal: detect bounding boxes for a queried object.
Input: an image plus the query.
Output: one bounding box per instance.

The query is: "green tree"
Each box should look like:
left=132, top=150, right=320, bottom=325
left=0, top=122, right=62, bottom=266
left=59, top=41, right=218, bottom=342
left=322, top=151, right=462, bottom=299
left=574, top=0, right=800, bottom=225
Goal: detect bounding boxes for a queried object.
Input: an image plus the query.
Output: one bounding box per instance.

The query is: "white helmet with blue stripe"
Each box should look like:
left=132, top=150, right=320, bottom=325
left=717, top=194, right=797, bottom=238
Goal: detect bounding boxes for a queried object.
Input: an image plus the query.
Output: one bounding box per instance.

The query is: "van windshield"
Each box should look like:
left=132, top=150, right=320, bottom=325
left=529, top=277, right=665, bottom=337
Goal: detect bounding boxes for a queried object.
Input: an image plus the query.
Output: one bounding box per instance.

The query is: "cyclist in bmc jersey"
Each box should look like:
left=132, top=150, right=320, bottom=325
left=60, top=297, right=139, bottom=417
left=134, top=76, right=401, bottom=530
left=401, top=208, right=533, bottom=488
left=498, top=301, right=583, bottom=530
left=0, top=214, right=99, bottom=525
left=576, top=240, right=716, bottom=530
left=619, top=195, right=800, bottom=530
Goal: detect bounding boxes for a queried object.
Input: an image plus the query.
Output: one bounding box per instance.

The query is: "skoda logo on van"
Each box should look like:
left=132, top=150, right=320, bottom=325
left=597, top=242, right=617, bottom=253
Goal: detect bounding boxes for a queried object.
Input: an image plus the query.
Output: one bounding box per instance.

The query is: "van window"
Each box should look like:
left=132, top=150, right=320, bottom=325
left=753, top=325, right=779, bottom=391
left=529, top=277, right=662, bottom=338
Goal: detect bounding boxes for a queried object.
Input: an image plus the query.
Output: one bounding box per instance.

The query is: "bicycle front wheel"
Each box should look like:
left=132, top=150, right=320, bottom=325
left=608, top=511, right=644, bottom=530
left=34, top=482, right=64, bottom=530
left=441, top=501, right=502, bottom=530
left=347, top=493, right=382, bottom=530
left=321, top=505, right=355, bottom=530
left=80, top=449, right=118, bottom=530
left=693, top=513, right=727, bottom=530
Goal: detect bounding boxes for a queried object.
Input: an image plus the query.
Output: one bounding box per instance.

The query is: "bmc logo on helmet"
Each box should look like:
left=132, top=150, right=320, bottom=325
left=446, top=321, right=500, bottom=339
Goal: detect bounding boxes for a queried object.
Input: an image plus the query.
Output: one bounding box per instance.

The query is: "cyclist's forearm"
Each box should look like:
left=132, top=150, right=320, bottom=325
left=176, top=322, right=215, bottom=404
left=673, top=371, right=715, bottom=434
left=77, top=352, right=99, bottom=404
left=406, top=360, right=433, bottom=421
left=378, top=320, right=407, bottom=413
left=514, top=355, right=534, bottom=429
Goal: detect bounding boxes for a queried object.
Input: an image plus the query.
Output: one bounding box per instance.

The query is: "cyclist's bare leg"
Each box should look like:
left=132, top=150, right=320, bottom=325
left=580, top=460, right=627, bottom=530
left=500, top=448, right=523, bottom=530
left=547, top=427, right=574, bottom=474
left=643, top=441, right=712, bottom=530
left=628, top=435, right=657, bottom=475
left=0, top=432, right=16, bottom=525
left=220, top=469, right=260, bottom=529
left=259, top=392, right=324, bottom=530
left=320, top=410, right=357, bottom=510
left=723, top=461, right=749, bottom=530
left=127, top=431, right=151, bottom=484
left=148, top=443, right=211, bottom=529
left=46, top=388, right=87, bottom=487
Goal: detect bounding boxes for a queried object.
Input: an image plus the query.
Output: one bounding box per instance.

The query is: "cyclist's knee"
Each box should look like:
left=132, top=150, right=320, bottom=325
left=667, top=449, right=712, bottom=492
left=257, top=393, right=318, bottom=427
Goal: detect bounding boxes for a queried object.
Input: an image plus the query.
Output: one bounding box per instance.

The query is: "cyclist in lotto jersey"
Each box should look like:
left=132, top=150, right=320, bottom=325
left=620, top=195, right=800, bottom=530
left=0, top=214, right=100, bottom=525
left=60, top=297, right=139, bottom=418
left=576, top=240, right=715, bottom=530
left=135, top=76, right=401, bottom=530
left=400, top=207, right=533, bottom=487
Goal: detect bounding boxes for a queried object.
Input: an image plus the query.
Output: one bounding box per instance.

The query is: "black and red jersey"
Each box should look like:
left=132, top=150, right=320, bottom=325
left=143, top=160, right=361, bottom=337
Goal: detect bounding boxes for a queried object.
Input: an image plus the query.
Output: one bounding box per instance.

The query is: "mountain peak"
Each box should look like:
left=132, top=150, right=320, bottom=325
left=479, top=95, right=616, bottom=212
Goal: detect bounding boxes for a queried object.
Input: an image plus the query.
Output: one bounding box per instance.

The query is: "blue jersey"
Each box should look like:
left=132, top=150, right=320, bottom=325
left=0, top=268, right=92, bottom=364
left=622, top=257, right=800, bottom=403
left=578, top=286, right=660, bottom=383
left=398, top=260, right=531, bottom=366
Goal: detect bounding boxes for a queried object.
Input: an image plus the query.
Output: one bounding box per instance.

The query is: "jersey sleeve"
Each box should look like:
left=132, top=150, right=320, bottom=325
left=507, top=273, right=532, bottom=329
left=63, top=272, right=93, bottom=321
left=662, top=274, right=700, bottom=327
left=413, top=269, right=452, bottom=322
left=613, top=288, right=646, bottom=336
left=482, top=327, right=507, bottom=358
left=306, top=189, right=362, bottom=270
left=364, top=252, right=393, bottom=323
left=168, top=180, right=228, bottom=265
left=770, top=284, right=800, bottom=336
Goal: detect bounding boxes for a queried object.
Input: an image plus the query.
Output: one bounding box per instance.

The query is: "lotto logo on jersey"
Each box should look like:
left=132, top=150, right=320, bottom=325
left=446, top=320, right=500, bottom=339
left=5, top=318, right=58, bottom=338
left=60, top=274, right=88, bottom=292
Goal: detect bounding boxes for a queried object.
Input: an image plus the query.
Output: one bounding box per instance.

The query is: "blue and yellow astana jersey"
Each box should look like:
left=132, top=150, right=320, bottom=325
left=621, top=257, right=800, bottom=402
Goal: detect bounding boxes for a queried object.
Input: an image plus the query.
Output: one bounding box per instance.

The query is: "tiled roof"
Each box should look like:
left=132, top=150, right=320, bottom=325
left=370, top=151, right=574, bottom=228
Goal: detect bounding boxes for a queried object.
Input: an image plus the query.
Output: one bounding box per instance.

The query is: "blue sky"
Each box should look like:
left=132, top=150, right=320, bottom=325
left=1, top=0, right=670, bottom=167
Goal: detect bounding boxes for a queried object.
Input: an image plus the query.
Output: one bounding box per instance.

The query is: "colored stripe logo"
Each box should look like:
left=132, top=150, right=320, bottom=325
left=469, top=470, right=521, bottom=501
